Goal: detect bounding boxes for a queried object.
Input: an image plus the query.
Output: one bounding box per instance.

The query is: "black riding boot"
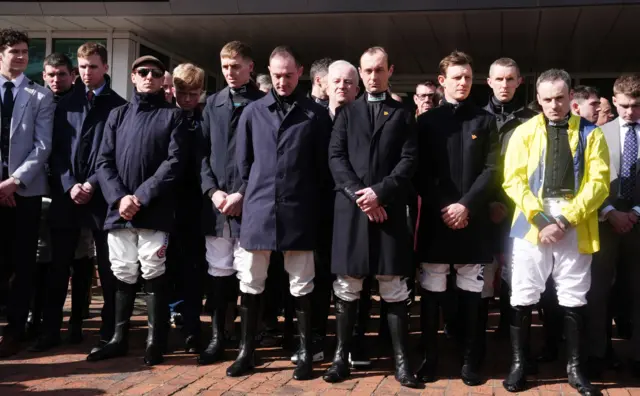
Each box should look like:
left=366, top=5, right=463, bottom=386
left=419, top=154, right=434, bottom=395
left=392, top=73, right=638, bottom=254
left=198, top=275, right=233, bottom=365
left=417, top=290, right=440, bottom=383
left=144, top=275, right=169, bottom=366
left=226, top=293, right=260, bottom=377
left=503, top=305, right=533, bottom=392
left=477, top=297, right=490, bottom=364
left=387, top=301, right=420, bottom=388
left=323, top=297, right=357, bottom=383
left=459, top=290, right=484, bottom=386
left=293, top=295, right=314, bottom=380
left=86, top=280, right=135, bottom=361
left=564, top=307, right=602, bottom=396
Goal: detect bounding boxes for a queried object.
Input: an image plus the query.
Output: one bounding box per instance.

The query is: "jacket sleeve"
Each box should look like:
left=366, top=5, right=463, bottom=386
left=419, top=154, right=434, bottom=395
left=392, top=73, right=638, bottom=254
left=96, top=109, right=131, bottom=207
left=502, top=125, right=544, bottom=222
left=50, top=104, right=78, bottom=193
left=134, top=112, right=188, bottom=206
left=198, top=104, right=220, bottom=196
left=459, top=117, right=500, bottom=213
left=236, top=108, right=253, bottom=196
left=562, top=128, right=611, bottom=226
left=12, top=88, right=54, bottom=187
left=328, top=108, right=366, bottom=202
left=370, top=113, right=419, bottom=206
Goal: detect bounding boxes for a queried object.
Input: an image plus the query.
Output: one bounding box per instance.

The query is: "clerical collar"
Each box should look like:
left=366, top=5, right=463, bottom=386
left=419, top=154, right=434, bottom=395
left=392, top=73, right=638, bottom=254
left=546, top=115, right=570, bottom=127
left=367, top=92, right=386, bottom=102
left=230, top=85, right=247, bottom=95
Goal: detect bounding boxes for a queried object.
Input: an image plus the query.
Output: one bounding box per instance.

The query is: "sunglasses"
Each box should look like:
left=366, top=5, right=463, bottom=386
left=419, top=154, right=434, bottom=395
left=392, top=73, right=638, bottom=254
left=136, top=68, right=164, bottom=79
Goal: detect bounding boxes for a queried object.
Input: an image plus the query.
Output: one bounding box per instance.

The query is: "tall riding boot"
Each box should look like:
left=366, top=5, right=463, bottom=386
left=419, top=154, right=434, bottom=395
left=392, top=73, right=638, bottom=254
left=227, top=293, right=260, bottom=377
left=86, top=280, right=135, bottom=361
left=503, top=305, right=533, bottom=392
left=477, top=297, right=490, bottom=364
left=144, top=275, right=169, bottom=366
left=323, top=296, right=357, bottom=383
left=198, top=275, right=232, bottom=365
left=417, top=290, right=441, bottom=383
left=350, top=291, right=371, bottom=367
left=292, top=294, right=314, bottom=380
left=496, top=279, right=511, bottom=339
left=564, top=307, right=602, bottom=396
left=387, top=301, right=420, bottom=388
left=458, top=290, right=484, bottom=386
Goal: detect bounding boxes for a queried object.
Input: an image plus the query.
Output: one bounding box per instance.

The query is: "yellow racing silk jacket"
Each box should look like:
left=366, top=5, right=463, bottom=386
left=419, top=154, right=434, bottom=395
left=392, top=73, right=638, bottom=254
left=503, top=114, right=610, bottom=254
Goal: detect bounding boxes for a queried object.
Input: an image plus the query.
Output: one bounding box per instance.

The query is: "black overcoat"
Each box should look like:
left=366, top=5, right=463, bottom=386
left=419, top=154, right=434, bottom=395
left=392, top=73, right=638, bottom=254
left=415, top=100, right=499, bottom=265
left=236, top=90, right=333, bottom=251
left=199, top=85, right=264, bottom=237
left=49, top=76, right=127, bottom=230
left=330, top=95, right=418, bottom=276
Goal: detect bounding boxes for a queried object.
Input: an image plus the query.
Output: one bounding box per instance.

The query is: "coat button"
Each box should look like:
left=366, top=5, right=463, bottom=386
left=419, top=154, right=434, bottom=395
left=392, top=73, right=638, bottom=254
left=277, top=173, right=284, bottom=179
left=277, top=149, right=284, bottom=155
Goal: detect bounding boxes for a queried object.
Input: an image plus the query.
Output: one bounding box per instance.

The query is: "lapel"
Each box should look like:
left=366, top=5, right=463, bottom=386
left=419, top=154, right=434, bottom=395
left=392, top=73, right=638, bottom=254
left=604, top=119, right=621, bottom=179
left=10, top=77, right=32, bottom=137
left=354, top=95, right=372, bottom=136
left=372, top=97, right=397, bottom=138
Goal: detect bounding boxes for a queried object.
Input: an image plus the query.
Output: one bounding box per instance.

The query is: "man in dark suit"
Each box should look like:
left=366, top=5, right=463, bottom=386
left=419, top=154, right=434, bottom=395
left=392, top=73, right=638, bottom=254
left=198, top=41, right=263, bottom=365
left=416, top=51, right=499, bottom=386
left=588, top=74, right=640, bottom=378
left=227, top=45, right=332, bottom=380
left=32, top=42, right=126, bottom=353
left=0, top=29, right=54, bottom=357
left=322, top=47, right=419, bottom=389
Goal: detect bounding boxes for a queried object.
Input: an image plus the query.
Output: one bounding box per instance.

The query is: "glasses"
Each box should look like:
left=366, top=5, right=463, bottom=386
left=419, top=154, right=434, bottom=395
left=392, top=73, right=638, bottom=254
left=416, top=93, right=435, bottom=100
left=136, top=68, right=164, bottom=79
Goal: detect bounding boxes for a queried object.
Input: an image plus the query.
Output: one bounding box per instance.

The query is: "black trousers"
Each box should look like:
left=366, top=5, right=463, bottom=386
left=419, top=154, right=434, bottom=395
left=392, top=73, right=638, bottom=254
left=0, top=195, right=42, bottom=337
left=43, top=228, right=115, bottom=340
left=167, top=227, right=206, bottom=338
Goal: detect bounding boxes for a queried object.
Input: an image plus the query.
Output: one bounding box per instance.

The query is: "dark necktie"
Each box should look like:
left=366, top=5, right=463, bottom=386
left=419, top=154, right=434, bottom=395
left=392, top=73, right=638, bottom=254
left=86, top=90, right=94, bottom=106
left=621, top=122, right=638, bottom=199
left=1, top=81, right=14, bottom=179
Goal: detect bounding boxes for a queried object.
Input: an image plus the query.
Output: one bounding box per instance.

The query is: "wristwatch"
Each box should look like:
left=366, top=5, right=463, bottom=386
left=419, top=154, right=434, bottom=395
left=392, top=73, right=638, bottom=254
left=12, top=177, right=21, bottom=187
left=633, top=207, right=640, bottom=217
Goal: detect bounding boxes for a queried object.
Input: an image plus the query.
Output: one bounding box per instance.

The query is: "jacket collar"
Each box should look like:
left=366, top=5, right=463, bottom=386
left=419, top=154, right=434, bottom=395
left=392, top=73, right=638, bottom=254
left=132, top=89, right=168, bottom=108
left=215, top=82, right=263, bottom=107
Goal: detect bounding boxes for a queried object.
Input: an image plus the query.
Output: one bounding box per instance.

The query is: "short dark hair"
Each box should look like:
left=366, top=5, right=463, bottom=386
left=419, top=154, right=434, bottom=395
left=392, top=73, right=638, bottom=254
left=416, top=80, right=437, bottom=90
left=269, top=45, right=301, bottom=67
left=572, top=85, right=600, bottom=103
left=489, top=57, right=521, bottom=77
left=310, top=57, right=332, bottom=83
left=0, top=29, right=29, bottom=52
left=536, top=68, right=571, bottom=91
left=439, top=51, right=473, bottom=76
left=43, top=52, right=73, bottom=74
left=361, top=46, right=390, bottom=68
left=613, top=74, right=640, bottom=98
left=78, top=42, right=108, bottom=64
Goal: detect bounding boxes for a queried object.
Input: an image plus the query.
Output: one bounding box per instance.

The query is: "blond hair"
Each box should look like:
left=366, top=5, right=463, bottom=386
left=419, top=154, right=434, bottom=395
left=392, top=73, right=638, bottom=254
left=220, top=41, right=253, bottom=61
left=172, top=63, right=204, bottom=91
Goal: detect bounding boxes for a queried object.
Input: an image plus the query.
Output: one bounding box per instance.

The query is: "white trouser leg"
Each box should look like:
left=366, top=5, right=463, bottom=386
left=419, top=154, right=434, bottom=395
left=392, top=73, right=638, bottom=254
left=419, top=263, right=450, bottom=292
left=333, top=275, right=363, bottom=302
left=501, top=238, right=514, bottom=286
left=108, top=229, right=140, bottom=284
left=510, top=236, right=552, bottom=307
left=235, top=250, right=270, bottom=295
left=377, top=275, right=410, bottom=303
left=454, top=263, right=485, bottom=293
left=551, top=228, right=592, bottom=308
left=283, top=251, right=315, bottom=297
left=137, top=229, right=169, bottom=281
left=205, top=236, right=236, bottom=277
left=482, top=259, right=499, bottom=298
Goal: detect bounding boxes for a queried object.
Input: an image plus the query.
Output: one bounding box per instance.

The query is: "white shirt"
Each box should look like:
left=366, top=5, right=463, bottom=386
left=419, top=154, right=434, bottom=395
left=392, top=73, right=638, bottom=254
left=0, top=73, right=25, bottom=102
left=600, top=118, right=640, bottom=220
left=86, top=80, right=107, bottom=97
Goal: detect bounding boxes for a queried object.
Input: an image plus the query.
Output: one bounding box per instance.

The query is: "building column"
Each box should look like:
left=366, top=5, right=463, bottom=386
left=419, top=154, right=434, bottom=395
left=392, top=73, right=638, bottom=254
left=111, top=37, right=137, bottom=99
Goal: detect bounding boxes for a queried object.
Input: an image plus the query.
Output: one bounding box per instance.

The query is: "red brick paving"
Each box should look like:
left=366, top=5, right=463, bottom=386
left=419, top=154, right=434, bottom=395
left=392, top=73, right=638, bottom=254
left=0, top=296, right=639, bottom=395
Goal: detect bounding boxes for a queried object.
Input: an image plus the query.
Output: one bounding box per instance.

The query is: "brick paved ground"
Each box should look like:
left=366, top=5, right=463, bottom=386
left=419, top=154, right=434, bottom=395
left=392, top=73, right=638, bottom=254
left=0, top=293, right=639, bottom=395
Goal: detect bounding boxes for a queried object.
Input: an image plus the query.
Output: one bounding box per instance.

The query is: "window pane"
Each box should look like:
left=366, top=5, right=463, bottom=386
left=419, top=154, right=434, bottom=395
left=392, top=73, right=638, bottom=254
left=139, top=44, right=170, bottom=71
left=53, top=39, right=107, bottom=67
left=26, top=38, right=46, bottom=86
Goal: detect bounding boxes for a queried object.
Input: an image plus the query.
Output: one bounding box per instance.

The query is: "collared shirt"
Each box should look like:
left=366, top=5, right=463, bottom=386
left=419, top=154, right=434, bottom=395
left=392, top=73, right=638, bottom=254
left=600, top=118, right=640, bottom=220
left=86, top=80, right=107, bottom=98
left=0, top=73, right=25, bottom=100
